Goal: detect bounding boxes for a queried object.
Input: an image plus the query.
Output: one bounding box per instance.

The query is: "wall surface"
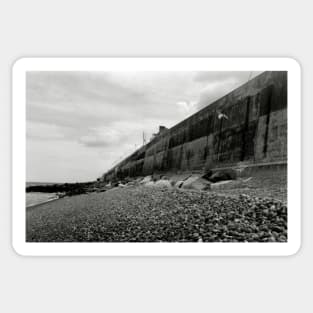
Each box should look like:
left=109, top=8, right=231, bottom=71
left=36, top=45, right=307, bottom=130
left=103, top=71, right=287, bottom=181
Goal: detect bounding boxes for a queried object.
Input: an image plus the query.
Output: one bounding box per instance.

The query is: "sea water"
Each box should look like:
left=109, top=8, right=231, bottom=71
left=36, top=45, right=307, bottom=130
left=26, top=182, right=59, bottom=207
left=26, top=192, right=58, bottom=207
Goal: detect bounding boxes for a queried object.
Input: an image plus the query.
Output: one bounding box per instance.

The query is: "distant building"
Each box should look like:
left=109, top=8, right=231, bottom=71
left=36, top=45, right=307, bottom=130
left=151, top=125, right=168, bottom=140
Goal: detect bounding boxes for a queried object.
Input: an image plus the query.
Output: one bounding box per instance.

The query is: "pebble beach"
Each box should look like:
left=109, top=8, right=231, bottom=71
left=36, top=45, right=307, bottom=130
left=26, top=180, right=287, bottom=242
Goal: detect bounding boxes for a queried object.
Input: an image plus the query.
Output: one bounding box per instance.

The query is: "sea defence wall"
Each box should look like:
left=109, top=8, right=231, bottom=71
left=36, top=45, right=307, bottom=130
left=102, top=71, right=287, bottom=182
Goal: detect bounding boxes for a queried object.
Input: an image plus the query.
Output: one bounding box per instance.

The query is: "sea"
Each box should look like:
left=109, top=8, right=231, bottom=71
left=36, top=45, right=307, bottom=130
left=26, top=182, right=59, bottom=207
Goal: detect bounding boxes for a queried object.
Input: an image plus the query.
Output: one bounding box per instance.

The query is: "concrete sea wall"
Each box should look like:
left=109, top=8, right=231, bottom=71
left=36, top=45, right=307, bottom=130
left=102, top=71, right=287, bottom=182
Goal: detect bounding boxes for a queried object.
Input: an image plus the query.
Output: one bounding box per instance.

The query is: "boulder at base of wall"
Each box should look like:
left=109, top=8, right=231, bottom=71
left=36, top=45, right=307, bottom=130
left=144, top=181, right=155, bottom=187
left=154, top=179, right=172, bottom=188
left=181, top=175, right=211, bottom=191
left=175, top=180, right=185, bottom=188
left=125, top=181, right=136, bottom=187
left=169, top=173, right=193, bottom=184
left=206, top=169, right=237, bottom=183
left=210, top=180, right=233, bottom=190
left=152, top=174, right=164, bottom=181
left=140, top=176, right=152, bottom=184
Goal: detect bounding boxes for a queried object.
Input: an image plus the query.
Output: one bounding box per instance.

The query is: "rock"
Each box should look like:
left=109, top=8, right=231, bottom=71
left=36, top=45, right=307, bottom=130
left=126, top=182, right=136, bottom=186
left=181, top=176, right=211, bottom=191
left=181, top=175, right=200, bottom=188
left=152, top=174, right=162, bottom=182
left=154, top=179, right=172, bottom=188
left=202, top=169, right=213, bottom=180
left=144, top=181, right=155, bottom=187
left=208, top=169, right=237, bottom=182
left=175, top=180, right=184, bottom=188
left=210, top=180, right=233, bottom=190
left=140, top=176, right=152, bottom=184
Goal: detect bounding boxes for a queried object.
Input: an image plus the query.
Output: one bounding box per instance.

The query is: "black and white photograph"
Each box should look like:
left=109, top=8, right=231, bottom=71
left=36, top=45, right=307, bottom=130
left=13, top=58, right=300, bottom=255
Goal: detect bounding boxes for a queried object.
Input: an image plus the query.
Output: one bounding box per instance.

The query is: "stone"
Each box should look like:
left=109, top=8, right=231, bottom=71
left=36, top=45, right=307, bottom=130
left=140, top=176, right=152, bottom=184
left=154, top=179, right=172, bottom=188
left=210, top=180, right=233, bottom=190
left=174, top=180, right=184, bottom=188
left=144, top=181, right=155, bottom=187
left=208, top=169, right=237, bottom=183
left=181, top=176, right=211, bottom=191
left=180, top=175, right=200, bottom=189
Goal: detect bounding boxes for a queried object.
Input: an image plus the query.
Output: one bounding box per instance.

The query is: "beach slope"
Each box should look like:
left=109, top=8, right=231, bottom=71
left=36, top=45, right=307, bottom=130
left=26, top=185, right=287, bottom=242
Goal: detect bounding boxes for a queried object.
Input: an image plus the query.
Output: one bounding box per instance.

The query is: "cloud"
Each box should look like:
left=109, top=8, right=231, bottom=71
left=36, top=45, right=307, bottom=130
left=194, top=71, right=262, bottom=110
left=79, top=127, right=127, bottom=148
left=196, top=80, right=242, bottom=110
left=27, top=122, right=66, bottom=141
left=194, top=71, right=252, bottom=83
left=176, top=100, right=198, bottom=114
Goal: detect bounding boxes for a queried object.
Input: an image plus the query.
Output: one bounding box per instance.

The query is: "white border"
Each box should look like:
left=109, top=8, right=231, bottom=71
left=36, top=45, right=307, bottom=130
left=12, top=58, right=301, bottom=256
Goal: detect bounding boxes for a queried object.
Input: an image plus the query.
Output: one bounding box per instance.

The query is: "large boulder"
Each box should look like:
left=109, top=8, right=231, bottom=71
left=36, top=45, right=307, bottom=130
left=168, top=173, right=193, bottom=184
left=154, top=179, right=172, bottom=188
left=180, top=175, right=199, bottom=188
left=140, top=176, right=152, bottom=184
left=174, top=180, right=184, bottom=188
left=181, top=175, right=211, bottom=191
left=152, top=174, right=163, bottom=181
left=202, top=169, right=213, bottom=181
left=144, top=181, right=155, bottom=187
left=210, top=180, right=233, bottom=190
left=206, top=169, right=237, bottom=183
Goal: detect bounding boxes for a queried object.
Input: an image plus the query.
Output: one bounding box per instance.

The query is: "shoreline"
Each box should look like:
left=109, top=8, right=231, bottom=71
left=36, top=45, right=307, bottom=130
left=26, top=196, right=61, bottom=209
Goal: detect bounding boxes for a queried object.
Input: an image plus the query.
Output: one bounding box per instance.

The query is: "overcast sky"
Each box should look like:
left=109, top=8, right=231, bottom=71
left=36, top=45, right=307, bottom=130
left=26, top=71, right=261, bottom=183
